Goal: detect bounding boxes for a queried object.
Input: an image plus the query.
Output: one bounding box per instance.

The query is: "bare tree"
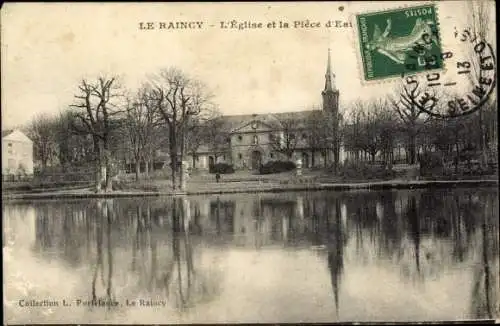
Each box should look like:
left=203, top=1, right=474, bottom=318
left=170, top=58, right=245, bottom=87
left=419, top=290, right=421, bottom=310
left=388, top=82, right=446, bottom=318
left=184, top=117, right=206, bottom=169
left=145, top=68, right=213, bottom=190
left=270, top=117, right=301, bottom=160
left=53, top=110, right=74, bottom=171
left=465, top=1, right=496, bottom=168
left=56, top=109, right=102, bottom=174
left=70, top=76, right=125, bottom=192
left=26, top=113, right=58, bottom=172
left=347, top=100, right=395, bottom=164
left=203, top=115, right=229, bottom=164
left=343, top=106, right=363, bottom=163
left=304, top=110, right=329, bottom=167
left=389, top=82, right=433, bottom=164
left=123, top=88, right=161, bottom=181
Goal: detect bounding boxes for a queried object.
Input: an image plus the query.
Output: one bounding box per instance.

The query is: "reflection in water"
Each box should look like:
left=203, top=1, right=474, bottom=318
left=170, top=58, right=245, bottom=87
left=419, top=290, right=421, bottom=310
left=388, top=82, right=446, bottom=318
left=3, top=188, right=499, bottom=323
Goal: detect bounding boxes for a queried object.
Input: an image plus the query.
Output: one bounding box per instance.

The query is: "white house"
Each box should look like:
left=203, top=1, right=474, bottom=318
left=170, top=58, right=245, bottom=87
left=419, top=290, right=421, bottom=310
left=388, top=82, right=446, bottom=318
left=2, top=129, right=34, bottom=176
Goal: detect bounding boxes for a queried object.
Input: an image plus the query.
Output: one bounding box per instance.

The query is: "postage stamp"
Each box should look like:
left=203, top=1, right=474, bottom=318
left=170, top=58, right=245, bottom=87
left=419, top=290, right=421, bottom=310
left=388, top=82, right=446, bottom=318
left=356, top=4, right=444, bottom=81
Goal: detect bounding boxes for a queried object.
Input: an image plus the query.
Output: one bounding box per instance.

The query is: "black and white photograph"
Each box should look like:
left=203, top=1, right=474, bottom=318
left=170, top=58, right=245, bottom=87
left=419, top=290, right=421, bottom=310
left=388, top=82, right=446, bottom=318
left=1, top=1, right=498, bottom=324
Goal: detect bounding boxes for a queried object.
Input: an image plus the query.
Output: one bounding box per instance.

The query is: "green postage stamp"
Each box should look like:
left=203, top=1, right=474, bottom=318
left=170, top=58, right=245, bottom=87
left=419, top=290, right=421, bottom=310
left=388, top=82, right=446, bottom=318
left=356, top=4, right=443, bottom=81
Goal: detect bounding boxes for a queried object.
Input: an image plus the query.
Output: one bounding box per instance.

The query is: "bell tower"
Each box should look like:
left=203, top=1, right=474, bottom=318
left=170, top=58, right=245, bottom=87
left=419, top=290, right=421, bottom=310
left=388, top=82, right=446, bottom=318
left=322, top=48, right=339, bottom=115
left=322, top=48, right=341, bottom=170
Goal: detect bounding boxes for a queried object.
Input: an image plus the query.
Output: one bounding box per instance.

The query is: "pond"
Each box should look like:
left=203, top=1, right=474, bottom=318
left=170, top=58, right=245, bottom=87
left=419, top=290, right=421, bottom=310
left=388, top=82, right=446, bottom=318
left=3, top=188, right=499, bottom=323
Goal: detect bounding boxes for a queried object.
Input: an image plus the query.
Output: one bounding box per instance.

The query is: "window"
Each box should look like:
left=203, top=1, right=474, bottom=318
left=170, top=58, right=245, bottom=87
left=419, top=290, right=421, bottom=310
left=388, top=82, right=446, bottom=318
left=268, top=134, right=274, bottom=141
left=238, top=153, right=242, bottom=160
left=290, top=134, right=296, bottom=140
left=253, top=135, right=258, bottom=144
left=238, top=135, right=243, bottom=141
left=270, top=153, right=274, bottom=159
left=302, top=133, right=308, bottom=140
left=7, top=143, right=12, bottom=147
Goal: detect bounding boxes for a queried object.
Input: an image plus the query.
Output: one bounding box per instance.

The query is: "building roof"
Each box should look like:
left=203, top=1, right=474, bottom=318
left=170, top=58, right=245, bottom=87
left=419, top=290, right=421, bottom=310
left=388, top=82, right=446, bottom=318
left=2, top=130, right=14, bottom=138
left=223, top=110, right=316, bottom=132
left=2, top=129, right=33, bottom=143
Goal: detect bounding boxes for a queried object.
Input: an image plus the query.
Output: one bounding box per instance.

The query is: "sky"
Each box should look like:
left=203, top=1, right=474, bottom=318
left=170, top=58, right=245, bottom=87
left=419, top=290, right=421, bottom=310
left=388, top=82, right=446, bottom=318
left=1, top=1, right=494, bottom=129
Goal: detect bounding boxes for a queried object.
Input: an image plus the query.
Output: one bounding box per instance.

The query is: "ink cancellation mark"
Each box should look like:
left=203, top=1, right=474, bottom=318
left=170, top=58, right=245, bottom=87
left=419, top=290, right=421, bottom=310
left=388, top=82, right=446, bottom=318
left=356, top=4, right=443, bottom=81
left=404, top=28, right=496, bottom=119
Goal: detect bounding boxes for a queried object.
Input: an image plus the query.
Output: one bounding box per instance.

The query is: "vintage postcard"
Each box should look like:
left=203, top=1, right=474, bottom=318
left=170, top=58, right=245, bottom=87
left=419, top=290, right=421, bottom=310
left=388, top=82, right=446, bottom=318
left=2, top=1, right=498, bottom=324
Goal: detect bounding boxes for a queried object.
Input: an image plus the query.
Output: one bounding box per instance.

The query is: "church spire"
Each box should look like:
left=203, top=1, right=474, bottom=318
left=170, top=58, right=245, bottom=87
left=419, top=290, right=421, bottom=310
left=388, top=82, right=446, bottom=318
left=324, top=48, right=336, bottom=92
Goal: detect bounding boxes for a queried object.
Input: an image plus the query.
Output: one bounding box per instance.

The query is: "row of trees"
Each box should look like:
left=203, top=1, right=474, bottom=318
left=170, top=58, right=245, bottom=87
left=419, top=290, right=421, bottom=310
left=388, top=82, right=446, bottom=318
left=251, top=81, right=497, bottom=170
left=25, top=73, right=497, bottom=190
left=344, top=82, right=497, bottom=168
left=23, top=0, right=496, bottom=189
left=25, top=68, right=224, bottom=192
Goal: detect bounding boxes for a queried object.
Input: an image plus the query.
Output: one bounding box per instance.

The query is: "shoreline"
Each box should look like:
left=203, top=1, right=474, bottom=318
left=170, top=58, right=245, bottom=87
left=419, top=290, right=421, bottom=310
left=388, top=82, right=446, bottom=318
left=2, top=179, right=498, bottom=201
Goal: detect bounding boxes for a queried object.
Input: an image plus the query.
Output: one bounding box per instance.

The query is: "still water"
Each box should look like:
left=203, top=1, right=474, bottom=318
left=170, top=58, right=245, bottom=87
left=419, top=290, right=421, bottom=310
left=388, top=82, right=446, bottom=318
left=3, top=188, right=499, bottom=323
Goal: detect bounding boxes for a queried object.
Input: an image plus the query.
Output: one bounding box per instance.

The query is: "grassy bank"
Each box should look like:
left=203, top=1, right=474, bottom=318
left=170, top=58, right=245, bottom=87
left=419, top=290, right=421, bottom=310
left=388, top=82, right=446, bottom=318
left=2, top=180, right=93, bottom=193
left=2, top=178, right=497, bottom=201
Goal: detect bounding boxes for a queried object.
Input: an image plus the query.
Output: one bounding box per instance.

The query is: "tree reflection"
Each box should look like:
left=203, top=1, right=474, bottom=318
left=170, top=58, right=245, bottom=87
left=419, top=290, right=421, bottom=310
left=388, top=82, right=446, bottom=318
left=470, top=192, right=499, bottom=319
left=407, top=194, right=421, bottom=276
left=127, top=197, right=222, bottom=311
left=25, top=189, right=499, bottom=321
left=174, top=198, right=223, bottom=309
left=91, top=199, right=115, bottom=303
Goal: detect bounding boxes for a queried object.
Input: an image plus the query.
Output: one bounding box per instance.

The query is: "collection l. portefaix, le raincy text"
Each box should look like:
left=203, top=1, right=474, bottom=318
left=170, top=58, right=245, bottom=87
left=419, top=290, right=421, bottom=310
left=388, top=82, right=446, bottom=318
left=18, top=298, right=168, bottom=308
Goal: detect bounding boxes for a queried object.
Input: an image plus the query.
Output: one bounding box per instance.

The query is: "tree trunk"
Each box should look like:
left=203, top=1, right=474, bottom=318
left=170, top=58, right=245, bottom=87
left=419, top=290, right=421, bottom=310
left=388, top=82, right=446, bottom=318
left=103, top=141, right=113, bottom=192
left=169, top=126, right=177, bottom=190
left=170, top=153, right=177, bottom=190
left=179, top=133, right=185, bottom=191
left=93, top=136, right=102, bottom=193
left=478, top=110, right=488, bottom=169
left=95, top=159, right=102, bottom=193
left=135, top=159, right=140, bottom=182
left=41, top=157, right=48, bottom=173
left=145, top=159, right=150, bottom=177
left=409, top=134, right=417, bottom=165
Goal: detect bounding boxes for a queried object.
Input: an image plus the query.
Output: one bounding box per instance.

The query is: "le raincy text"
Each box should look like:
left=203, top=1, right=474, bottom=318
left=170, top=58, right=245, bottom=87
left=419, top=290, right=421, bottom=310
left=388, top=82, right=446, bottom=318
left=138, top=20, right=352, bottom=31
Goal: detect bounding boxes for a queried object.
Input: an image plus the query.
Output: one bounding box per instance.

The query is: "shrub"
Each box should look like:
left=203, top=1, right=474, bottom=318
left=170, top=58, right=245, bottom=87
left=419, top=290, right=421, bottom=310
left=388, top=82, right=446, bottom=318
left=337, top=161, right=395, bottom=180
left=209, top=163, right=235, bottom=174
left=2, top=180, right=92, bottom=192
left=420, top=151, right=444, bottom=176
left=112, top=179, right=161, bottom=192
left=259, top=161, right=296, bottom=174
left=143, top=168, right=171, bottom=180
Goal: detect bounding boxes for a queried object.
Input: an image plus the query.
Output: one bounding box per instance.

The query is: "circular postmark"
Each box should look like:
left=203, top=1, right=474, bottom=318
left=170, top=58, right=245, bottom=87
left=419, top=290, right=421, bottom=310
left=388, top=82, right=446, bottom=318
left=400, top=18, right=443, bottom=75
left=400, top=27, right=496, bottom=119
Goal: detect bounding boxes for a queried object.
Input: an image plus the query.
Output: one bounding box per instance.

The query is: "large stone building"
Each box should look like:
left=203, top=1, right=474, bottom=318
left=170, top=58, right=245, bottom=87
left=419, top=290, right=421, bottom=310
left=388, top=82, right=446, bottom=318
left=190, top=49, right=345, bottom=171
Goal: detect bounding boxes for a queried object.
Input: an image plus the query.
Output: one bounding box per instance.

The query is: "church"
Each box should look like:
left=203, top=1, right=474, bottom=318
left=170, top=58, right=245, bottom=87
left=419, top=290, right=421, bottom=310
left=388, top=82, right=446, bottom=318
left=189, top=49, right=346, bottom=171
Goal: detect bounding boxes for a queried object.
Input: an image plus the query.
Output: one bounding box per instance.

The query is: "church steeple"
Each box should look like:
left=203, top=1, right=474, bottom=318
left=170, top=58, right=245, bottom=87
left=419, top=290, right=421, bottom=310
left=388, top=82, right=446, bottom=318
left=324, top=48, right=336, bottom=92
left=322, top=48, right=339, bottom=114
